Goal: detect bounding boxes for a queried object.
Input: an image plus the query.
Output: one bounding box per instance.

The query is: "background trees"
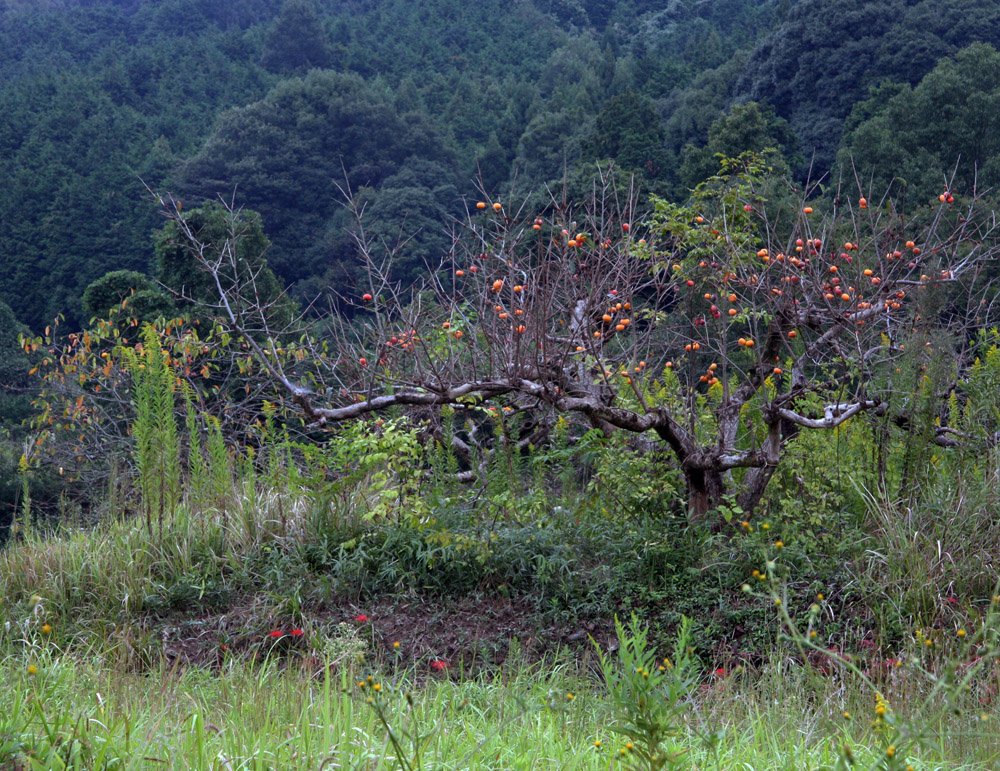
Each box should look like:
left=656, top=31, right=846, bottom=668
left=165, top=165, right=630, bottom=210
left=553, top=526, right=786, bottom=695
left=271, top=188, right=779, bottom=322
left=586, top=90, right=671, bottom=186
left=677, top=101, right=799, bottom=189
left=81, top=269, right=175, bottom=325
left=0, top=301, right=35, bottom=535
left=154, top=201, right=288, bottom=323
left=260, top=0, right=332, bottom=75
left=176, top=71, right=457, bottom=297
left=838, top=43, right=1000, bottom=201
left=735, top=0, right=1000, bottom=177
left=4, top=0, right=1000, bottom=336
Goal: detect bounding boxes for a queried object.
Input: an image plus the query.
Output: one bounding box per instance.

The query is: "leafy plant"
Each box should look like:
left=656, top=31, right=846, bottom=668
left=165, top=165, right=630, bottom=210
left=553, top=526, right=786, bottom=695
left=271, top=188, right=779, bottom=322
left=302, top=418, right=430, bottom=528
left=596, top=614, right=703, bottom=771
left=748, top=539, right=1000, bottom=770
left=121, top=323, right=181, bottom=538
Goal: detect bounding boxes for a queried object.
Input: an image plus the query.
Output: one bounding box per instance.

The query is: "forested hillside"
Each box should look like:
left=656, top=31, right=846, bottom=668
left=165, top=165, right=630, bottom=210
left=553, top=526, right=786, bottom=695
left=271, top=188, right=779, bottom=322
left=4, top=0, right=998, bottom=336
left=4, top=0, right=1000, bottom=522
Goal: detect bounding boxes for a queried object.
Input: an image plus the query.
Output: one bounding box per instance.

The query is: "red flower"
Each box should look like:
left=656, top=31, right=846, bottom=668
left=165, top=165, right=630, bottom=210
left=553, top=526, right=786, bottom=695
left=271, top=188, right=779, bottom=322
left=290, top=628, right=304, bottom=636
left=354, top=614, right=369, bottom=623
left=430, top=659, right=449, bottom=671
left=714, top=668, right=726, bottom=678
left=269, top=630, right=283, bottom=638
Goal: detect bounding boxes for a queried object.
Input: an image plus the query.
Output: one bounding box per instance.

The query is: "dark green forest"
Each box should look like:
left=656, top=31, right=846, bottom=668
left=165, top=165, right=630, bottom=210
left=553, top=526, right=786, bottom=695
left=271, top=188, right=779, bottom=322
left=4, top=0, right=1000, bottom=524
left=7, top=0, right=1000, bottom=333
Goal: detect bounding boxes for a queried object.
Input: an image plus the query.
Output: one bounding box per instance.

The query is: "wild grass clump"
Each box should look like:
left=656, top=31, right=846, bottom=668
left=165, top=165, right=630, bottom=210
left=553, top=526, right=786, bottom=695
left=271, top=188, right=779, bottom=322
left=0, top=470, right=318, bottom=666
left=4, top=613, right=1000, bottom=770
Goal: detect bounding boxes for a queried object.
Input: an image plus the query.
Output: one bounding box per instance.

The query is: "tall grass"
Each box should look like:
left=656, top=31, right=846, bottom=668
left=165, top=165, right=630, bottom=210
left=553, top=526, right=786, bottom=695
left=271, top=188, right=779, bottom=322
left=0, top=465, right=313, bottom=666
left=2, top=651, right=999, bottom=770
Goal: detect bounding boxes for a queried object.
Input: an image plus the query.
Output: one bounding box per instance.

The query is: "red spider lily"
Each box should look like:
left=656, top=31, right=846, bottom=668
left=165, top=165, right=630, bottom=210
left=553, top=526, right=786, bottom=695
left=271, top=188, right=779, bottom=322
left=268, top=630, right=283, bottom=638
left=354, top=614, right=369, bottom=623
left=290, top=628, right=304, bottom=636
left=430, top=659, right=449, bottom=671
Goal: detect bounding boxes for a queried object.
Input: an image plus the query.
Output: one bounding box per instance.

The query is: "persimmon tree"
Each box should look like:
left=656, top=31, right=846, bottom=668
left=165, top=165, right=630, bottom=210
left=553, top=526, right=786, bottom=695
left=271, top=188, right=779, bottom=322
left=150, top=157, right=1000, bottom=520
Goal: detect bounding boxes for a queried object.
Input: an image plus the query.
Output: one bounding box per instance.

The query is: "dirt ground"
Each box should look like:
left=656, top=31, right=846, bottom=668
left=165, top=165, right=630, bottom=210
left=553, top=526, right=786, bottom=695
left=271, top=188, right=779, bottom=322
left=154, top=593, right=618, bottom=674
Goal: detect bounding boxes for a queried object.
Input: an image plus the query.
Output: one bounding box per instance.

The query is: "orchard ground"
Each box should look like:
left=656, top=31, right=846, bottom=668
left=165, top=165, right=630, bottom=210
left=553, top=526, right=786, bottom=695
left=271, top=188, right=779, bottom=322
left=4, top=436, right=1000, bottom=770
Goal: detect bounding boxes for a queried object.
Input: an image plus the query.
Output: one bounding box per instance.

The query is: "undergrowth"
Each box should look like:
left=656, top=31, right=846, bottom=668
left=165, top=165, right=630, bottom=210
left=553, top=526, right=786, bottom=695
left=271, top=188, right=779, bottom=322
left=4, top=329, right=1000, bottom=767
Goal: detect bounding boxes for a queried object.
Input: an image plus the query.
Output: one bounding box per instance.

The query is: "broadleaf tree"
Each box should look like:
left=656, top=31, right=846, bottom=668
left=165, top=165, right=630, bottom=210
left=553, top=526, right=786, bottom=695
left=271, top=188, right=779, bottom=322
left=151, top=157, right=1000, bottom=521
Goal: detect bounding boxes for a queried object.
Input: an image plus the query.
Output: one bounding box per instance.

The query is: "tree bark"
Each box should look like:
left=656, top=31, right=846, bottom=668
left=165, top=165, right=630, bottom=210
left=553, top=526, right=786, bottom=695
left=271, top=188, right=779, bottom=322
left=736, top=465, right=779, bottom=516
left=684, top=466, right=728, bottom=521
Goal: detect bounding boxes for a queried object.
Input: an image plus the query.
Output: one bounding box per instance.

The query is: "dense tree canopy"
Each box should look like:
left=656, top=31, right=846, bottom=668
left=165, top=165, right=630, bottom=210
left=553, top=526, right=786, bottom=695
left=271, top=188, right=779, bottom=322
left=3, top=0, right=999, bottom=397
left=260, top=0, right=332, bottom=74
left=0, top=0, right=798, bottom=332
left=838, top=43, right=1000, bottom=201
left=0, top=4, right=276, bottom=331
left=0, top=300, right=36, bottom=534
left=80, top=269, right=175, bottom=330
left=0, top=300, right=32, bottom=432
left=154, top=201, right=290, bottom=328
left=586, top=90, right=670, bottom=181
left=678, top=101, right=799, bottom=189
left=737, top=0, right=1000, bottom=176
left=177, top=71, right=459, bottom=295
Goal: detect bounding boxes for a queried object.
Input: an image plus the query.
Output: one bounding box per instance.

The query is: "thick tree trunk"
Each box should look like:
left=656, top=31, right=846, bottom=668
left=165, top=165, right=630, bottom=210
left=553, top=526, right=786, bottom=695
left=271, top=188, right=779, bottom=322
left=736, top=465, right=779, bottom=516
left=684, top=466, right=728, bottom=521
left=684, top=463, right=778, bottom=523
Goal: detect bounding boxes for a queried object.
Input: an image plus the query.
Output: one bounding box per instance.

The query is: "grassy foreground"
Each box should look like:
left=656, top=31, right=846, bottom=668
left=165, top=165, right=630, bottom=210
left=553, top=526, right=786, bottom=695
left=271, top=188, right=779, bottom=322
left=3, top=647, right=999, bottom=770
left=4, top=435, right=1000, bottom=769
